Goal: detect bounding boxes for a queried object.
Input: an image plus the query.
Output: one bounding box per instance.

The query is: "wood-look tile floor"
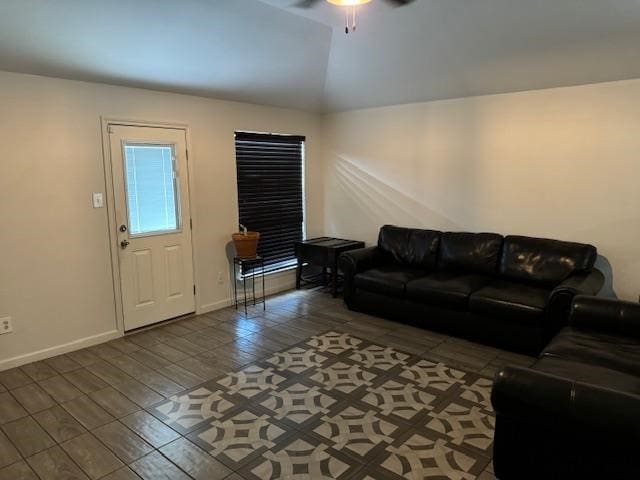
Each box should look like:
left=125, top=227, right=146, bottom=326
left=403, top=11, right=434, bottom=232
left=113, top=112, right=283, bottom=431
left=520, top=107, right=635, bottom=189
left=0, top=288, right=535, bottom=479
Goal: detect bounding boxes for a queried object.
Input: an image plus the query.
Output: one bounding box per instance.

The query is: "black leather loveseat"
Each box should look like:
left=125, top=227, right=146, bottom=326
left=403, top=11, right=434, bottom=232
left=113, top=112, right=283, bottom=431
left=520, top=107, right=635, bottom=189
left=339, top=225, right=604, bottom=353
left=492, top=295, right=640, bottom=479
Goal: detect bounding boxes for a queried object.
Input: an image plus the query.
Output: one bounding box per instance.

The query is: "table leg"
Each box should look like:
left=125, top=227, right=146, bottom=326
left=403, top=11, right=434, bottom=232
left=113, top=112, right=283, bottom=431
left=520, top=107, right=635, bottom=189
left=233, top=262, right=238, bottom=310
left=331, top=264, right=338, bottom=298
left=296, top=259, right=302, bottom=289
left=243, top=273, right=247, bottom=316
left=252, top=266, right=256, bottom=306
left=262, top=259, right=266, bottom=311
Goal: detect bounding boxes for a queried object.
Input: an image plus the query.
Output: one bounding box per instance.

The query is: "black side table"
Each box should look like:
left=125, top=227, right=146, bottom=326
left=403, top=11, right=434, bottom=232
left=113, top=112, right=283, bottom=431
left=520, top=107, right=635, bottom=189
left=295, top=237, right=365, bottom=297
left=233, top=256, right=266, bottom=315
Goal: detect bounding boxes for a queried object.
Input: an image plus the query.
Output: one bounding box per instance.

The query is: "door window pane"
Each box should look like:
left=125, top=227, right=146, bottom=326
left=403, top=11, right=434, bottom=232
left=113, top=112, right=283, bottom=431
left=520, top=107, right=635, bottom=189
left=124, top=144, right=179, bottom=235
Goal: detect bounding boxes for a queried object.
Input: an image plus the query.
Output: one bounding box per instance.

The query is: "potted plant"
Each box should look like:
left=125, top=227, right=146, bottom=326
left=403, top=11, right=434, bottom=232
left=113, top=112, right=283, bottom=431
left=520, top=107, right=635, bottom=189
left=232, top=224, right=260, bottom=258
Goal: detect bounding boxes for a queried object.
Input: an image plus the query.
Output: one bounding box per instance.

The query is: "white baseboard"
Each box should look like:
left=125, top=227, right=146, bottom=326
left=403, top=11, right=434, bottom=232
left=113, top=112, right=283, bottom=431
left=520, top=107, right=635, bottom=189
left=199, top=270, right=296, bottom=315
left=0, top=274, right=296, bottom=371
left=0, top=329, right=122, bottom=371
left=199, top=298, right=233, bottom=314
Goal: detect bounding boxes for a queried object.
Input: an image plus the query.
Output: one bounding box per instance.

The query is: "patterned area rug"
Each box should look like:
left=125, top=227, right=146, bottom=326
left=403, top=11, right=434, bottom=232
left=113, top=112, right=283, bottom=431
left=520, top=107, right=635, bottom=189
left=149, top=331, right=495, bottom=479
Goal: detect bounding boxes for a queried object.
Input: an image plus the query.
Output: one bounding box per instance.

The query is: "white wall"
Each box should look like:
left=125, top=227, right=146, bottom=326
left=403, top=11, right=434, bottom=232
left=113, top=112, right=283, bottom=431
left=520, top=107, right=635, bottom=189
left=2, top=71, right=639, bottom=369
left=322, top=79, right=640, bottom=300
left=0, top=71, right=323, bottom=369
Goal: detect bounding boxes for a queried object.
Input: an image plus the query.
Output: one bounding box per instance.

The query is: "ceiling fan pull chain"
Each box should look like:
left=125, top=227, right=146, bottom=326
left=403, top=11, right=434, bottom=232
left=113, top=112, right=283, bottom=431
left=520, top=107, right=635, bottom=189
left=352, top=6, right=357, bottom=32
left=345, top=6, right=349, bottom=34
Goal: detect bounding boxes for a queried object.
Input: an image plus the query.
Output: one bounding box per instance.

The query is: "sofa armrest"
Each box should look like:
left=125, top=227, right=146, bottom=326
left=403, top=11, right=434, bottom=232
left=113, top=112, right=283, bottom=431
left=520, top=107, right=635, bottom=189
left=546, top=269, right=605, bottom=332
left=339, top=246, right=380, bottom=273
left=338, top=246, right=380, bottom=306
left=553, top=269, right=605, bottom=297
left=492, top=366, right=640, bottom=440
left=569, top=295, right=640, bottom=338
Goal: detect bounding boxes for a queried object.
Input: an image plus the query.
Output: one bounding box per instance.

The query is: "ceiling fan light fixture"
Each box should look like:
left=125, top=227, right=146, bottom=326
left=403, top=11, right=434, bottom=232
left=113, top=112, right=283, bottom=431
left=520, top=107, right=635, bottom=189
left=325, top=0, right=373, bottom=34
left=326, top=0, right=372, bottom=6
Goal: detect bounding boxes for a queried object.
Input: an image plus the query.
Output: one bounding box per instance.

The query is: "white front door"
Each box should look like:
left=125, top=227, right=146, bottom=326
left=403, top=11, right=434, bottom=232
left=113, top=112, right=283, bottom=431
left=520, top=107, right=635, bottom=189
left=109, top=125, right=195, bottom=331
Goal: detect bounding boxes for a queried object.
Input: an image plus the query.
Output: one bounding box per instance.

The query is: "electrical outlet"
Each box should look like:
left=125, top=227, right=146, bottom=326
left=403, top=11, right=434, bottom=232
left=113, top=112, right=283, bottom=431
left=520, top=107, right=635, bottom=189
left=0, top=317, right=12, bottom=335
left=217, top=271, right=224, bottom=284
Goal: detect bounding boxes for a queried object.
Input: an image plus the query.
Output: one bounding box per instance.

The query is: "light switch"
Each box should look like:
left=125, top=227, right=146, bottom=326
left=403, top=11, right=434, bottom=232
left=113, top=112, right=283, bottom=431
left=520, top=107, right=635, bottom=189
left=93, top=193, right=104, bottom=208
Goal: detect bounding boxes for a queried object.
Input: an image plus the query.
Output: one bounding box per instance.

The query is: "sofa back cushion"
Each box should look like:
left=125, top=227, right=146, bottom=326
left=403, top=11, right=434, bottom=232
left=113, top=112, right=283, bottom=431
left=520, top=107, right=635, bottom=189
left=438, top=232, right=503, bottom=275
left=378, top=225, right=441, bottom=269
left=500, top=235, right=597, bottom=286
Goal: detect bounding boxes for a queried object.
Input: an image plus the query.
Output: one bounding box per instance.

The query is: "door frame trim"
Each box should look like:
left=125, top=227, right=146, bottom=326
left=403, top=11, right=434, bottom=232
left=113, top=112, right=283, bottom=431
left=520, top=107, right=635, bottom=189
left=100, top=117, right=200, bottom=334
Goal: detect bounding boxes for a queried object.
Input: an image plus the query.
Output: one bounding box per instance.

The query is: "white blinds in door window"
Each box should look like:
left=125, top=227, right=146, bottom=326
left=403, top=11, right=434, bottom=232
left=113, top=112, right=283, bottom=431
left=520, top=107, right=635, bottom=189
left=124, top=144, right=180, bottom=235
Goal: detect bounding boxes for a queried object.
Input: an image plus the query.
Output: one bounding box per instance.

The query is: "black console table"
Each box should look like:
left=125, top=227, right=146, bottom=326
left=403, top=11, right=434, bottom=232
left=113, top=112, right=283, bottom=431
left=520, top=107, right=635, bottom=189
left=295, top=237, right=365, bottom=297
left=233, top=256, right=266, bottom=315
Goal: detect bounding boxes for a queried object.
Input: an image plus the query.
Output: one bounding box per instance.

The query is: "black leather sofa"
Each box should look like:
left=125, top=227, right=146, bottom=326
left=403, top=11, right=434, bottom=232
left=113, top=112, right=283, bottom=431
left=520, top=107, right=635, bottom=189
left=339, top=225, right=604, bottom=353
left=492, top=295, right=640, bottom=479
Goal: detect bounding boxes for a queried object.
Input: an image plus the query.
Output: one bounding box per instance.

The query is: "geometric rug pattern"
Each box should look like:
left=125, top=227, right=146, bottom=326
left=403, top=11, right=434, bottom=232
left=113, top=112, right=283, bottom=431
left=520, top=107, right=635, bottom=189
left=150, top=330, right=495, bottom=479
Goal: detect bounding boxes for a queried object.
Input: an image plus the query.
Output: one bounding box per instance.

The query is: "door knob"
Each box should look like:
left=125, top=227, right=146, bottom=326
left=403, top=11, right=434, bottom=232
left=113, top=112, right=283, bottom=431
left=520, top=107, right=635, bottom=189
left=120, top=239, right=130, bottom=249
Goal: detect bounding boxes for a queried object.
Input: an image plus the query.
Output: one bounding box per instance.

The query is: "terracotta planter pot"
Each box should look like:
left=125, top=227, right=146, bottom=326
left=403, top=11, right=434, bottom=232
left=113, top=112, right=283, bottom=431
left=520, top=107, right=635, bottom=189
left=232, top=232, right=260, bottom=258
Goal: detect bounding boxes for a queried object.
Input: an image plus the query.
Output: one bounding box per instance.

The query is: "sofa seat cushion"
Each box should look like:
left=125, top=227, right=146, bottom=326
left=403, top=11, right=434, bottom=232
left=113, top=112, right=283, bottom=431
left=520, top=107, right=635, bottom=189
left=542, top=327, right=640, bottom=377
left=469, top=280, right=550, bottom=326
left=533, top=356, right=640, bottom=395
left=406, top=272, right=493, bottom=310
left=354, top=266, right=428, bottom=298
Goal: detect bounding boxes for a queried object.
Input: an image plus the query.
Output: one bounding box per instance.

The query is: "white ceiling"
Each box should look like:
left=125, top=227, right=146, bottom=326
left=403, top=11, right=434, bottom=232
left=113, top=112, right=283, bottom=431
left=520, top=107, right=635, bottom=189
left=1, top=0, right=640, bottom=112
left=0, top=0, right=332, bottom=111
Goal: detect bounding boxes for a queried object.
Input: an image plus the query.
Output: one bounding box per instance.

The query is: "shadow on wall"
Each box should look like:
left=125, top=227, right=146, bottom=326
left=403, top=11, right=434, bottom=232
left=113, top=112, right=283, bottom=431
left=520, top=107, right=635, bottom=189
left=327, top=156, right=620, bottom=299
left=328, top=156, right=461, bottom=242
left=595, top=255, right=616, bottom=299
left=225, top=240, right=238, bottom=285
left=571, top=218, right=640, bottom=301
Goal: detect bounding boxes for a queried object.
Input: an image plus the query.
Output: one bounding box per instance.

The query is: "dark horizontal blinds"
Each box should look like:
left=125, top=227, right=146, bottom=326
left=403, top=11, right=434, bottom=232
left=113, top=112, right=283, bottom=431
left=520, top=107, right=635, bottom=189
left=235, top=132, right=305, bottom=273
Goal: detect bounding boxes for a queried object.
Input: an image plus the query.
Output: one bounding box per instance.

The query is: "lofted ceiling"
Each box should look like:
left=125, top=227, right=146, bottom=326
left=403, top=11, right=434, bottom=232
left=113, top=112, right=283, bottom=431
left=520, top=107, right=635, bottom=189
left=1, top=0, right=640, bottom=112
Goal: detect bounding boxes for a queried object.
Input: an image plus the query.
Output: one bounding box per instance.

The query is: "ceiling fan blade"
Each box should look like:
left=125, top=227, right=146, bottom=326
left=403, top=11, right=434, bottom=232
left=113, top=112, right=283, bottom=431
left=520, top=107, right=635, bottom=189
left=293, top=0, right=322, bottom=8
left=383, top=0, right=416, bottom=6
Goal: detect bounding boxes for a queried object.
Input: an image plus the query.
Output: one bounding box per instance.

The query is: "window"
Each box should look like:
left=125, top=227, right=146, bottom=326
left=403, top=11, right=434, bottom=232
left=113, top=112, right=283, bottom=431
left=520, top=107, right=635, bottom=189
left=124, top=144, right=180, bottom=235
left=235, top=131, right=305, bottom=274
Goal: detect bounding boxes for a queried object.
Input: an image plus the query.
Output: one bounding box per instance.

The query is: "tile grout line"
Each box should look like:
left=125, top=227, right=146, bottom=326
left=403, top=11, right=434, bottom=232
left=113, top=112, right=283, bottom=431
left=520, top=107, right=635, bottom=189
left=1, top=288, right=508, bottom=479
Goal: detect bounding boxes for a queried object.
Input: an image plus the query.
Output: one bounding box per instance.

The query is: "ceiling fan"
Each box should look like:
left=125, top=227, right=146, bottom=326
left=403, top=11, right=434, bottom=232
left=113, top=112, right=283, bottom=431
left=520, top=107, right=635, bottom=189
left=295, top=0, right=417, bottom=34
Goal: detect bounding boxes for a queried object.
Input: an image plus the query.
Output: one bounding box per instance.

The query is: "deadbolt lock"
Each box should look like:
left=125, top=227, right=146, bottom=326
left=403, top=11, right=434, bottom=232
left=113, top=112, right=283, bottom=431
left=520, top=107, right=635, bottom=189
left=119, top=225, right=127, bottom=232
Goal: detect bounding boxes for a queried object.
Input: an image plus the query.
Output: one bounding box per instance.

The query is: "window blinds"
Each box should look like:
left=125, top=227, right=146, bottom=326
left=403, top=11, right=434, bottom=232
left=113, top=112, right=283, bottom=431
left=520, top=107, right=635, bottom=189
left=235, top=132, right=305, bottom=273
